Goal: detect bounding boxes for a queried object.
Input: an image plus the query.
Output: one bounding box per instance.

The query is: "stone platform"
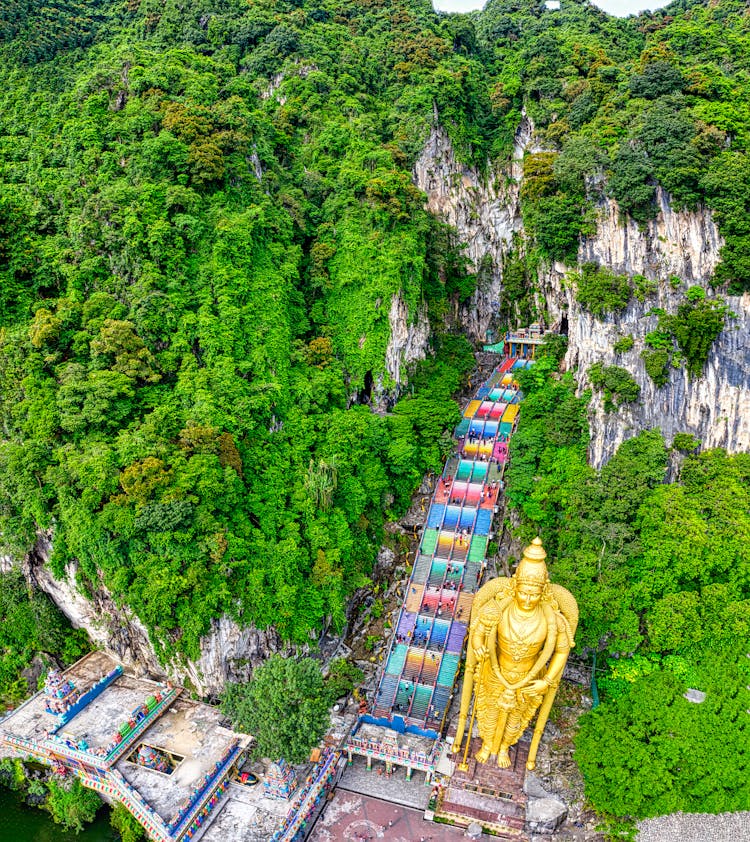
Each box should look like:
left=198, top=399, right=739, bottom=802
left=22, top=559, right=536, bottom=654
left=436, top=734, right=529, bottom=840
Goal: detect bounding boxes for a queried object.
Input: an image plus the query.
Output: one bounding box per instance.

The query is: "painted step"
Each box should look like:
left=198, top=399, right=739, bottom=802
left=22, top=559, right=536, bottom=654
left=420, top=529, right=438, bottom=555
left=427, top=504, right=445, bottom=529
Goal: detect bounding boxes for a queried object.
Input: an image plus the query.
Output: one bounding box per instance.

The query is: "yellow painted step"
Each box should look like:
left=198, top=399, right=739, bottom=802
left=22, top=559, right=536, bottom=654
left=463, top=400, right=481, bottom=418
left=501, top=404, right=519, bottom=423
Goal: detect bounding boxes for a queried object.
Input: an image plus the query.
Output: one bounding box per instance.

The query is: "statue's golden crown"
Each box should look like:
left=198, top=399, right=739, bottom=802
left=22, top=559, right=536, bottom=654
left=514, top=536, right=549, bottom=585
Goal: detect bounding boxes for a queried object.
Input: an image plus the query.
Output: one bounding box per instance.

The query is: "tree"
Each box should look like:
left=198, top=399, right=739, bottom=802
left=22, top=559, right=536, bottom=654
left=629, top=61, right=684, bottom=100
left=110, top=803, right=145, bottom=842
left=608, top=144, right=655, bottom=224
left=324, top=658, right=364, bottom=705
left=221, top=656, right=329, bottom=764
left=588, top=363, right=640, bottom=412
left=45, top=779, right=102, bottom=833
left=576, top=653, right=750, bottom=818
left=575, top=263, right=632, bottom=318
left=0, top=570, right=89, bottom=704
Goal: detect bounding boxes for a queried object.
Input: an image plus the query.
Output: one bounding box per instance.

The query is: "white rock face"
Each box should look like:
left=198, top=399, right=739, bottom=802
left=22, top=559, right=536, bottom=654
left=549, top=194, right=750, bottom=468
left=413, top=123, right=528, bottom=340
left=579, top=188, right=724, bottom=281
left=567, top=291, right=750, bottom=469
left=416, top=122, right=750, bottom=467
left=23, top=534, right=282, bottom=697
left=384, top=290, right=430, bottom=386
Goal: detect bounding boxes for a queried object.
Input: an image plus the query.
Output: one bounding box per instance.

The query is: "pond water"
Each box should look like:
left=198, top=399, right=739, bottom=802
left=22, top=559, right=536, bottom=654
left=0, top=786, right=117, bottom=842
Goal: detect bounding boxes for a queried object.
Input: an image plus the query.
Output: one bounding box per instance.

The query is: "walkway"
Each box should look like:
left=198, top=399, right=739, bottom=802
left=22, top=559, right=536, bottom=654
left=309, top=791, right=470, bottom=842
left=370, top=357, right=532, bottom=733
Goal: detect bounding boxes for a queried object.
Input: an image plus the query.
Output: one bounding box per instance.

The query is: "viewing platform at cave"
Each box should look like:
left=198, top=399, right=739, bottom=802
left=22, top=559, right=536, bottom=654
left=484, top=323, right=547, bottom=359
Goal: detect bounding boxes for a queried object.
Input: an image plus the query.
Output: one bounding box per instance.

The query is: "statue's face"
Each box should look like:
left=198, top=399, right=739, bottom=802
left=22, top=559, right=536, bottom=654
left=515, top=580, right=543, bottom=613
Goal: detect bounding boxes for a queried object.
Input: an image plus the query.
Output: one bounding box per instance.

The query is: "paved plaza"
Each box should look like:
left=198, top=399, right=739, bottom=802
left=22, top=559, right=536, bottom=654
left=637, top=812, right=750, bottom=842
left=309, top=791, right=469, bottom=842
left=337, top=756, right=432, bottom=810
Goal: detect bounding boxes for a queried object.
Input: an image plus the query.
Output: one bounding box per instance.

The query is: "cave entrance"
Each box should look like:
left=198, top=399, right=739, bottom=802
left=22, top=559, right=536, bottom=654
left=357, top=370, right=373, bottom=405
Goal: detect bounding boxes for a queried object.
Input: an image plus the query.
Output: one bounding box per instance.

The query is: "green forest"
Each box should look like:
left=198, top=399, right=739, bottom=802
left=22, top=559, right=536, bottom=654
left=1, top=0, right=750, bottom=829
left=505, top=354, right=749, bottom=820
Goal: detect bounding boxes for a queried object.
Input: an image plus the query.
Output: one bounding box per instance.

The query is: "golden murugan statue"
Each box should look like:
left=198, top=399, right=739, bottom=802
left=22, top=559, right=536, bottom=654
left=452, top=537, right=578, bottom=771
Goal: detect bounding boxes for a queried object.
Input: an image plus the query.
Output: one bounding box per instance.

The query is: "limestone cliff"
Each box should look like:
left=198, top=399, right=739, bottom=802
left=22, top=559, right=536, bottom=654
left=413, top=122, right=530, bottom=340
left=415, top=125, right=750, bottom=468
left=384, top=290, right=430, bottom=389
left=549, top=192, right=750, bottom=468
left=23, top=533, right=283, bottom=698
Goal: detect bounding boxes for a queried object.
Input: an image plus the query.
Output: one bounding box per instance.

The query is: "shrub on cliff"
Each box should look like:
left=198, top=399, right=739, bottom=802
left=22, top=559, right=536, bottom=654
left=588, top=363, right=640, bottom=412
left=574, top=263, right=632, bottom=318
left=45, top=779, right=102, bottom=834
left=0, top=571, right=89, bottom=705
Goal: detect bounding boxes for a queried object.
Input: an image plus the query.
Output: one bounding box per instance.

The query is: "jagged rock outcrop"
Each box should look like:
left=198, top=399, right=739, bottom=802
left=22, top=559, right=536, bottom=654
left=384, top=290, right=430, bottom=387
left=413, top=122, right=531, bottom=340
left=22, top=533, right=283, bottom=698
left=525, top=795, right=569, bottom=834
left=540, top=192, right=750, bottom=468
left=579, top=187, right=723, bottom=281
left=567, top=289, right=750, bottom=470
left=416, top=123, right=750, bottom=467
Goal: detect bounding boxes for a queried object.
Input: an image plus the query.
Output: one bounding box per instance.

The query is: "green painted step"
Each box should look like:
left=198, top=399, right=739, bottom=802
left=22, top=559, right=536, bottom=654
left=420, top=529, right=438, bottom=556
left=414, top=684, right=432, bottom=706
left=454, top=418, right=470, bottom=437
left=468, top=535, right=487, bottom=563
left=386, top=644, right=408, bottom=676
left=413, top=555, right=432, bottom=584
left=437, top=653, right=460, bottom=685
left=456, top=460, right=473, bottom=481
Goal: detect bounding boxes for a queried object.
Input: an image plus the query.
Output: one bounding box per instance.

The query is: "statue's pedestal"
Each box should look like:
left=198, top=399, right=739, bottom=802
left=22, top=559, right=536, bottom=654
left=436, top=734, right=529, bottom=840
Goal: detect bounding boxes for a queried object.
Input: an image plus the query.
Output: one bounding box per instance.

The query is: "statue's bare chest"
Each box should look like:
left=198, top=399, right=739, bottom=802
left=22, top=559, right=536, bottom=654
left=498, top=610, right=547, bottom=663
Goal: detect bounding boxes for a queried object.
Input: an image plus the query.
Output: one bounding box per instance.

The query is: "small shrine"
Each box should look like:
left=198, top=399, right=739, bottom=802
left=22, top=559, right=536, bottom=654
left=503, top=323, right=546, bottom=359
left=263, top=759, right=298, bottom=800
left=135, top=744, right=173, bottom=774
left=44, top=669, right=80, bottom=715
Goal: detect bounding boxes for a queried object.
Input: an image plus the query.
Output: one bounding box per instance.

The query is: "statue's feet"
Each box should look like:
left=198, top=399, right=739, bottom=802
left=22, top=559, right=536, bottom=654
left=497, top=748, right=511, bottom=768
left=475, top=745, right=491, bottom=764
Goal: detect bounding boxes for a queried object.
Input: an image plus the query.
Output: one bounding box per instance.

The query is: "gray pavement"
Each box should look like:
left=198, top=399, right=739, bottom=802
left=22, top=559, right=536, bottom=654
left=337, top=755, right=432, bottom=810
left=637, top=812, right=750, bottom=841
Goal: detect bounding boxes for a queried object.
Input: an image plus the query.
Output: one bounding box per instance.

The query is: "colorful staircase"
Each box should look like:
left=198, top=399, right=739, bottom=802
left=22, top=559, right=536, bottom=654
left=370, top=355, right=527, bottom=732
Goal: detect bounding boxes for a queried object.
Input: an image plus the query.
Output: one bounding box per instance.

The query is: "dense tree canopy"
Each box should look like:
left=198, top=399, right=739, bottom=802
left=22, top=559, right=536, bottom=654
left=0, top=0, right=749, bottom=824
left=0, top=0, right=490, bottom=660
left=0, top=0, right=748, bottom=678
left=505, top=361, right=750, bottom=818
left=576, top=653, right=750, bottom=817
left=221, top=655, right=329, bottom=764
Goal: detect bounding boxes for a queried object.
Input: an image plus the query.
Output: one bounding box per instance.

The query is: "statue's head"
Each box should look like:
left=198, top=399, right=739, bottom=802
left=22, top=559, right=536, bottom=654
left=513, top=537, right=549, bottom=612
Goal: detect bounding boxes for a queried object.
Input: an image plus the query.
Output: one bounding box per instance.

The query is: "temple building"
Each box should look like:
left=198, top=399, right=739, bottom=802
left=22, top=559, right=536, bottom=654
left=0, top=651, right=317, bottom=841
